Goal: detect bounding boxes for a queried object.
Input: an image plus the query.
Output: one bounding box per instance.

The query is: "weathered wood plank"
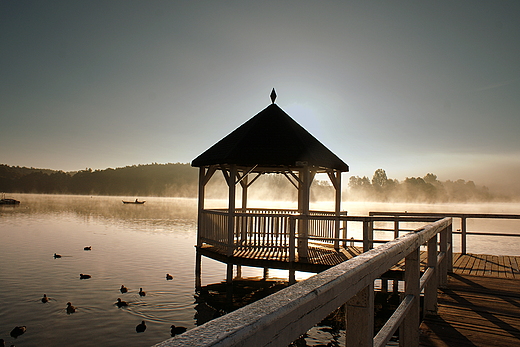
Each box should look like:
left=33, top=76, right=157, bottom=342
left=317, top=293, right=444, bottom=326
left=454, top=254, right=470, bottom=273
left=464, top=255, right=477, bottom=275
left=451, top=252, right=461, bottom=266
left=503, top=256, right=513, bottom=279
left=474, top=255, right=486, bottom=277
left=420, top=274, right=520, bottom=347
left=470, top=255, right=482, bottom=276
left=484, top=254, right=493, bottom=277
left=492, top=255, right=500, bottom=277
left=511, top=256, right=520, bottom=279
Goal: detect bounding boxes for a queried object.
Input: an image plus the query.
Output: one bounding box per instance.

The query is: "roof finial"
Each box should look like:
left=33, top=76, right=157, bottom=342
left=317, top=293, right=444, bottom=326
left=270, top=88, right=277, bottom=104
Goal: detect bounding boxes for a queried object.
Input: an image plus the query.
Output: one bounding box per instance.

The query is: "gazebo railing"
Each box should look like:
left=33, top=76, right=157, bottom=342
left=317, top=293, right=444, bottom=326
left=198, top=209, right=440, bottom=257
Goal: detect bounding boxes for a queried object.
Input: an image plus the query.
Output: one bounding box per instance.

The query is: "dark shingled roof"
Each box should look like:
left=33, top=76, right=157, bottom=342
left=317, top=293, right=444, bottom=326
left=191, top=104, right=349, bottom=172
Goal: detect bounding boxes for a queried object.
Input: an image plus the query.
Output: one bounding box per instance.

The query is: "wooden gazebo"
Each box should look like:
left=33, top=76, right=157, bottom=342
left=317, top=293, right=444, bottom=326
left=191, top=90, right=349, bottom=281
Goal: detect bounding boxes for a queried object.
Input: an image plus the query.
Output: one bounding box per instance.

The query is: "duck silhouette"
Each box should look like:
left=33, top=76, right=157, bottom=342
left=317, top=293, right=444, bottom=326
left=120, top=285, right=128, bottom=293
left=84, top=246, right=92, bottom=251
left=115, top=298, right=128, bottom=308
left=170, top=324, right=187, bottom=336
left=138, top=288, right=146, bottom=296
left=66, top=302, right=76, bottom=314
left=136, top=321, right=146, bottom=333
left=79, top=273, right=91, bottom=279
left=166, top=274, right=173, bottom=280
left=10, top=325, right=26, bottom=338
left=41, top=294, right=49, bottom=303
left=54, top=253, right=62, bottom=258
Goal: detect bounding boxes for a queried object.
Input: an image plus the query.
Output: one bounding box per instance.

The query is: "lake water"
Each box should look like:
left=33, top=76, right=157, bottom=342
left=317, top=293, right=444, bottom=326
left=1, top=194, right=519, bottom=346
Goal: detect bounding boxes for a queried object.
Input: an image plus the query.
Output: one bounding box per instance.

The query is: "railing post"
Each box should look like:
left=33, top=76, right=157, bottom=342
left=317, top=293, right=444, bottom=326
left=346, top=283, right=374, bottom=346
left=439, top=225, right=448, bottom=288
left=342, top=219, right=348, bottom=248
left=424, top=234, right=438, bottom=316
left=400, top=247, right=420, bottom=347
left=363, top=219, right=373, bottom=252
left=447, top=222, right=453, bottom=273
left=394, top=217, right=399, bottom=239
left=289, top=216, right=296, bottom=263
left=461, top=215, right=467, bottom=254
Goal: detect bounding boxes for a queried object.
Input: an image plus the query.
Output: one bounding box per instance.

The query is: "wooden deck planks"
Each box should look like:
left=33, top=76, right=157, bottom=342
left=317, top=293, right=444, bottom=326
left=202, top=242, right=519, bottom=280
left=420, top=274, right=520, bottom=347
left=452, top=254, right=520, bottom=279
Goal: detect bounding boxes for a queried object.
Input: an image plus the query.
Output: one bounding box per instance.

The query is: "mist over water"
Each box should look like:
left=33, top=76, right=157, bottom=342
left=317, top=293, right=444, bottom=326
left=1, top=194, right=519, bottom=346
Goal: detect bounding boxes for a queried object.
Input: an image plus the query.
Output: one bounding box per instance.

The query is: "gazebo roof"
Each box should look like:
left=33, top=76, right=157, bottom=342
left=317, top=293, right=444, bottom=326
left=191, top=103, right=349, bottom=172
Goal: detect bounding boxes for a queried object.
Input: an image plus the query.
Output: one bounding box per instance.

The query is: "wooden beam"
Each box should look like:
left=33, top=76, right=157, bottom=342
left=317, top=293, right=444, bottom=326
left=236, top=165, right=258, bottom=185
left=202, top=165, right=218, bottom=186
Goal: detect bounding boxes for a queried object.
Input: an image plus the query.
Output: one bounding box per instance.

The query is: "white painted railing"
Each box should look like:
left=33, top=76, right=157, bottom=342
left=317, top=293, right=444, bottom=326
left=199, top=208, right=440, bottom=256
left=155, top=217, right=453, bottom=347
left=369, top=211, right=520, bottom=254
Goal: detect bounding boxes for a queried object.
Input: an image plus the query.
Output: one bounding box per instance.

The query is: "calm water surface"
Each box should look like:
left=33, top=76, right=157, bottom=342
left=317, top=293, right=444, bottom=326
left=1, top=194, right=519, bottom=346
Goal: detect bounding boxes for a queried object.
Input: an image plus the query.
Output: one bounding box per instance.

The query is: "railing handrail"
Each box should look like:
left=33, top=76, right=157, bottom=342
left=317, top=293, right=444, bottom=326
left=155, top=217, right=452, bottom=347
left=369, top=211, right=520, bottom=253
left=369, top=211, right=520, bottom=219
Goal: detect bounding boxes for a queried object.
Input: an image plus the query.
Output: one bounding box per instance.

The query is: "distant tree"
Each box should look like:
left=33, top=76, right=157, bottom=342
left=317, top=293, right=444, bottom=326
left=372, top=169, right=388, bottom=188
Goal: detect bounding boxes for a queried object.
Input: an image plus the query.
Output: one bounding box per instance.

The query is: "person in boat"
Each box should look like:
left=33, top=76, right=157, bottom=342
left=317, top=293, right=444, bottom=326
left=135, top=199, right=139, bottom=203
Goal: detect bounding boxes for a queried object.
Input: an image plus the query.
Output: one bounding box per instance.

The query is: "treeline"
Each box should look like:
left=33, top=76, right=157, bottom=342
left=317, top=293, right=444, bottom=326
left=0, top=163, right=334, bottom=200
left=0, top=164, right=509, bottom=202
left=0, top=163, right=198, bottom=197
left=347, top=169, right=503, bottom=203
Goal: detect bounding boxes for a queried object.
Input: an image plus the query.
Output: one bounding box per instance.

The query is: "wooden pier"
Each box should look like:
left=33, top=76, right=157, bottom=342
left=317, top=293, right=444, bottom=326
left=154, top=212, right=520, bottom=347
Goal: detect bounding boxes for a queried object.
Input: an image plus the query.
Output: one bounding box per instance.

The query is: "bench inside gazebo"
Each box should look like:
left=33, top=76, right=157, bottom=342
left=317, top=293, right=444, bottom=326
left=191, top=90, right=351, bottom=279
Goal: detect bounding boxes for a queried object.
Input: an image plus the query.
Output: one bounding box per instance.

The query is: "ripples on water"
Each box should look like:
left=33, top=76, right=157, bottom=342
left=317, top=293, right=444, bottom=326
left=1, top=194, right=519, bottom=346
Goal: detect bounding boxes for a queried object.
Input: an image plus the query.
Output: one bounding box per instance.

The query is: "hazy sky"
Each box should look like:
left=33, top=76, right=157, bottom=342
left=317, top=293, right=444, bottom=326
left=2, top=1, right=519, bottom=193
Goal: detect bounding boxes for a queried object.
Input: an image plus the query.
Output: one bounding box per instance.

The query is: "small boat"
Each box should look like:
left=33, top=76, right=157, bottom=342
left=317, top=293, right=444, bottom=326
left=122, top=199, right=145, bottom=204
left=0, top=198, right=20, bottom=205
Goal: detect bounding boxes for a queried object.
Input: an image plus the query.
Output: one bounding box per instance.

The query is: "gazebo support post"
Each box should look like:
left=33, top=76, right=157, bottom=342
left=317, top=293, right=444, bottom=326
left=298, top=166, right=312, bottom=260
left=328, top=170, right=342, bottom=251
left=226, top=165, right=237, bottom=257
left=197, top=167, right=206, bottom=248
left=241, top=173, right=248, bottom=212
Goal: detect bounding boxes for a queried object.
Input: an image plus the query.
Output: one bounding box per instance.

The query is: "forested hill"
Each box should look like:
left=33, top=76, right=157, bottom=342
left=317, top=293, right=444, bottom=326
left=0, top=163, right=198, bottom=197
left=0, top=164, right=512, bottom=202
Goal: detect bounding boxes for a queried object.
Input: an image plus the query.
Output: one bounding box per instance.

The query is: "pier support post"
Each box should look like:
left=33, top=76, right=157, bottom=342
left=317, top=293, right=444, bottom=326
left=346, top=283, right=374, bottom=346
left=195, top=250, right=202, bottom=290
left=226, top=263, right=233, bottom=284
